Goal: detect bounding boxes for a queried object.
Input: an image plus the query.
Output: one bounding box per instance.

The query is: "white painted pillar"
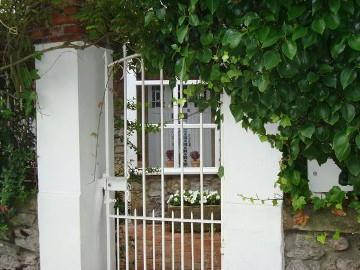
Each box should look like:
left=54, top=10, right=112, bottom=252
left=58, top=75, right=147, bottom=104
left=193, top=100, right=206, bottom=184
left=222, top=94, right=284, bottom=269
left=36, top=43, right=113, bottom=270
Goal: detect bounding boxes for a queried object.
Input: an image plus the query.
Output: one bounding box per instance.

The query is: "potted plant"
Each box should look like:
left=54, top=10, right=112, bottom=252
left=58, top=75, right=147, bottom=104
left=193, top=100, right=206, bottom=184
left=190, top=151, right=200, bottom=167
left=167, top=190, right=221, bottom=232
left=166, top=149, right=174, bottom=167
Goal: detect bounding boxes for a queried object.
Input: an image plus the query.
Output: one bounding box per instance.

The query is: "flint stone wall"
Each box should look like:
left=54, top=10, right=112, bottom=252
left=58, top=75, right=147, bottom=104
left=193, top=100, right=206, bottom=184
left=284, top=207, right=360, bottom=270
left=0, top=198, right=39, bottom=270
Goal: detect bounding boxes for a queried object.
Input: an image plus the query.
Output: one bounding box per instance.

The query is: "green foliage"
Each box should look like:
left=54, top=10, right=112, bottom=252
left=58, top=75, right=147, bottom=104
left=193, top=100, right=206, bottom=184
left=79, top=0, right=360, bottom=216
left=0, top=0, right=49, bottom=229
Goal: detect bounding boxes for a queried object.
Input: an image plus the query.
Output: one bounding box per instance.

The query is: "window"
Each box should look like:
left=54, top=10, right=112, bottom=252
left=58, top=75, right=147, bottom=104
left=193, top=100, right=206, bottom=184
left=126, top=72, right=220, bottom=174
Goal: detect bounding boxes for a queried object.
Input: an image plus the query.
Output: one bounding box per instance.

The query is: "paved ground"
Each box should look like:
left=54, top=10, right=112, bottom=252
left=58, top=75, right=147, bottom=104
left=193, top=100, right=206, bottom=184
left=118, top=223, right=221, bottom=269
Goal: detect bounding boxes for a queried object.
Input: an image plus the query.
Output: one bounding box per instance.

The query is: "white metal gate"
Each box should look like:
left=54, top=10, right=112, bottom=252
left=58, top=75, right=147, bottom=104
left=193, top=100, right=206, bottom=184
left=103, top=47, right=222, bottom=270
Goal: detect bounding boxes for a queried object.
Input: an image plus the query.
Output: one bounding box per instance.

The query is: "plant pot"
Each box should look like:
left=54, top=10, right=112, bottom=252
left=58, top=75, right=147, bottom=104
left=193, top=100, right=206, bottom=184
left=166, top=160, right=174, bottom=167
left=167, top=205, right=221, bottom=233
left=191, top=159, right=200, bottom=167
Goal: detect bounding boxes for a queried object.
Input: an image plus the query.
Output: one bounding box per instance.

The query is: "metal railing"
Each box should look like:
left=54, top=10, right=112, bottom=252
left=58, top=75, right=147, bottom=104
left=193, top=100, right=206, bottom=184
left=103, top=47, right=222, bottom=270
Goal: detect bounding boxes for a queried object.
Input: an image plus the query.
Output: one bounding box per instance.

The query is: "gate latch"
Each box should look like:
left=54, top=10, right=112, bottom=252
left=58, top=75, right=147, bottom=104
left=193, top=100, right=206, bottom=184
left=98, top=175, right=127, bottom=191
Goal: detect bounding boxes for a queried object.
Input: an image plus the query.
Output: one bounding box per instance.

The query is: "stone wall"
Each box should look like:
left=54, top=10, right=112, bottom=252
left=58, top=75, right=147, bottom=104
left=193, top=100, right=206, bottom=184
left=129, top=174, right=221, bottom=216
left=0, top=198, right=39, bottom=270
left=284, top=207, right=360, bottom=270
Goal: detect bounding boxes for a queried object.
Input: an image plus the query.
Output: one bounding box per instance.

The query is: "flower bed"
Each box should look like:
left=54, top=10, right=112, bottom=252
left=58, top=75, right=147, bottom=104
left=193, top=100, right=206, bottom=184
left=167, top=190, right=221, bottom=233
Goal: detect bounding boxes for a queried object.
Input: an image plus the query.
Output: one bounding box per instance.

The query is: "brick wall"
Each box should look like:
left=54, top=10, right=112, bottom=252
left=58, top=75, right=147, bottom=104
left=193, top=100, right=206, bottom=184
left=30, top=1, right=85, bottom=43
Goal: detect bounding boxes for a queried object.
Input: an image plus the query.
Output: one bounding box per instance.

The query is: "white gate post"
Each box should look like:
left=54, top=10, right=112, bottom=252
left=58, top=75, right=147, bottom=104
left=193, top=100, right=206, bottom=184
left=222, top=94, right=284, bottom=269
left=36, top=43, right=113, bottom=270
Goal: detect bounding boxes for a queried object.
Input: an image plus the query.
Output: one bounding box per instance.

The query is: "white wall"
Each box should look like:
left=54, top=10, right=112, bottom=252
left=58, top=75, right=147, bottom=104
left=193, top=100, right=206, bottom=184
left=36, top=44, right=112, bottom=270
left=222, top=94, right=284, bottom=269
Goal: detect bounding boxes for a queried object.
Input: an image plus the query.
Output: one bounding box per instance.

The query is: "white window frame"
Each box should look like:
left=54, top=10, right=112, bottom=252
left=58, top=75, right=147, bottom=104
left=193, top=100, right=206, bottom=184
left=127, top=69, right=220, bottom=175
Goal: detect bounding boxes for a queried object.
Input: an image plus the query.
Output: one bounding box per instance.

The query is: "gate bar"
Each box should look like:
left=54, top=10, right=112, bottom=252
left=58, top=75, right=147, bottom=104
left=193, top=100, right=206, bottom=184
left=179, top=80, right=185, bottom=270
left=160, top=69, right=166, bottom=270
left=141, top=59, right=147, bottom=270
left=123, top=45, right=129, bottom=270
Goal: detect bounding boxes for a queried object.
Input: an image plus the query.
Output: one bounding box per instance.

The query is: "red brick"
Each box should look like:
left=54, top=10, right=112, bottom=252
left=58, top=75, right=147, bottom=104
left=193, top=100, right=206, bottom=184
left=52, top=13, right=78, bottom=25
left=64, top=25, right=84, bottom=34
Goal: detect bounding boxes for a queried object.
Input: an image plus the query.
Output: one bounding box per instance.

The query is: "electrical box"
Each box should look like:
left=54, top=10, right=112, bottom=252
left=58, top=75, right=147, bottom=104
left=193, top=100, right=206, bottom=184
left=307, top=159, right=353, bottom=193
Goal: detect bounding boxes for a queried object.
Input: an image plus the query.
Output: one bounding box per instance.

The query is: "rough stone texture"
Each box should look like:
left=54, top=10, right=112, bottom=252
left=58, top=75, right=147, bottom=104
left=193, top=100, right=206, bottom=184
left=283, top=206, right=360, bottom=234
left=285, top=231, right=360, bottom=270
left=0, top=198, right=39, bottom=270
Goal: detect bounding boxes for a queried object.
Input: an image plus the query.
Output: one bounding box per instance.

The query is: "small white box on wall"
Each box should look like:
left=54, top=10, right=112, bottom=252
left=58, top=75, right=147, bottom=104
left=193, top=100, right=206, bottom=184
left=307, top=159, right=353, bottom=193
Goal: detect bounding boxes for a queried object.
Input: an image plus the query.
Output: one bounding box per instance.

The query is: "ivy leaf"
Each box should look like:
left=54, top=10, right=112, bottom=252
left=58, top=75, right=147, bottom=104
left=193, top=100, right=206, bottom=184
left=292, top=27, right=307, bottom=41
left=330, top=38, right=346, bottom=58
left=341, top=103, right=356, bottom=122
left=222, top=29, right=243, bottom=48
left=292, top=196, right=306, bottom=211
left=355, top=135, right=360, bottom=150
left=200, top=32, right=214, bottom=46
left=344, top=85, right=360, bottom=102
left=317, top=233, right=327, bottom=245
left=346, top=154, right=360, bottom=176
left=197, top=48, right=212, bottom=63
left=325, top=13, right=341, bottom=30
left=217, top=165, right=224, bottom=178
left=300, top=123, right=315, bottom=139
left=205, top=0, right=220, bottom=14
left=176, top=25, right=188, bottom=44
left=189, top=13, right=200, bottom=26
left=290, top=139, right=300, bottom=160
left=252, top=74, right=270, bottom=92
left=288, top=5, right=306, bottom=20
left=155, top=8, right=166, bottom=20
left=333, top=131, right=351, bottom=161
left=329, top=0, right=341, bottom=13
left=340, top=68, right=357, bottom=89
left=281, top=40, right=297, bottom=60
left=311, top=18, right=326, bottom=34
left=175, top=57, right=187, bottom=80
left=263, top=50, right=281, bottom=70
left=261, top=29, right=282, bottom=48
left=302, top=32, right=317, bottom=49
left=144, top=10, right=155, bottom=26
left=348, top=34, right=360, bottom=51
left=317, top=103, right=330, bottom=121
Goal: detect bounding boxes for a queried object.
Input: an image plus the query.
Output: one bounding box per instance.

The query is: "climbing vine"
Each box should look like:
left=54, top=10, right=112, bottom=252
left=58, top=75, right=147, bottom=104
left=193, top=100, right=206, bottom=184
left=0, top=0, right=55, bottom=233
left=80, top=0, right=360, bottom=220
left=1, top=0, right=360, bottom=229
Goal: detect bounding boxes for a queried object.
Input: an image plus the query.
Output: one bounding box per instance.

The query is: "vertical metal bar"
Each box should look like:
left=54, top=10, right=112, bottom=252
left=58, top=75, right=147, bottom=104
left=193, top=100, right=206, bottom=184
left=191, top=211, right=194, bottom=270
left=160, top=69, right=166, bottom=270
left=117, top=208, right=120, bottom=270
left=141, top=59, right=147, bottom=270
left=171, top=211, right=175, bottom=270
left=106, top=190, right=111, bottom=270
left=152, top=210, right=156, bottom=270
left=179, top=81, right=185, bottom=270
left=123, top=45, right=130, bottom=270
left=220, top=95, right=224, bottom=270
left=211, top=212, right=214, bottom=270
left=200, top=110, right=204, bottom=270
left=104, top=52, right=112, bottom=270
left=134, top=209, right=138, bottom=270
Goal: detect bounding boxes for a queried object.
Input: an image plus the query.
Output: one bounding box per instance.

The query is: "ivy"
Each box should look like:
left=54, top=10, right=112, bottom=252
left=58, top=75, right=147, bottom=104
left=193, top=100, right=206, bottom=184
left=0, top=0, right=53, bottom=232
left=78, top=0, right=360, bottom=220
